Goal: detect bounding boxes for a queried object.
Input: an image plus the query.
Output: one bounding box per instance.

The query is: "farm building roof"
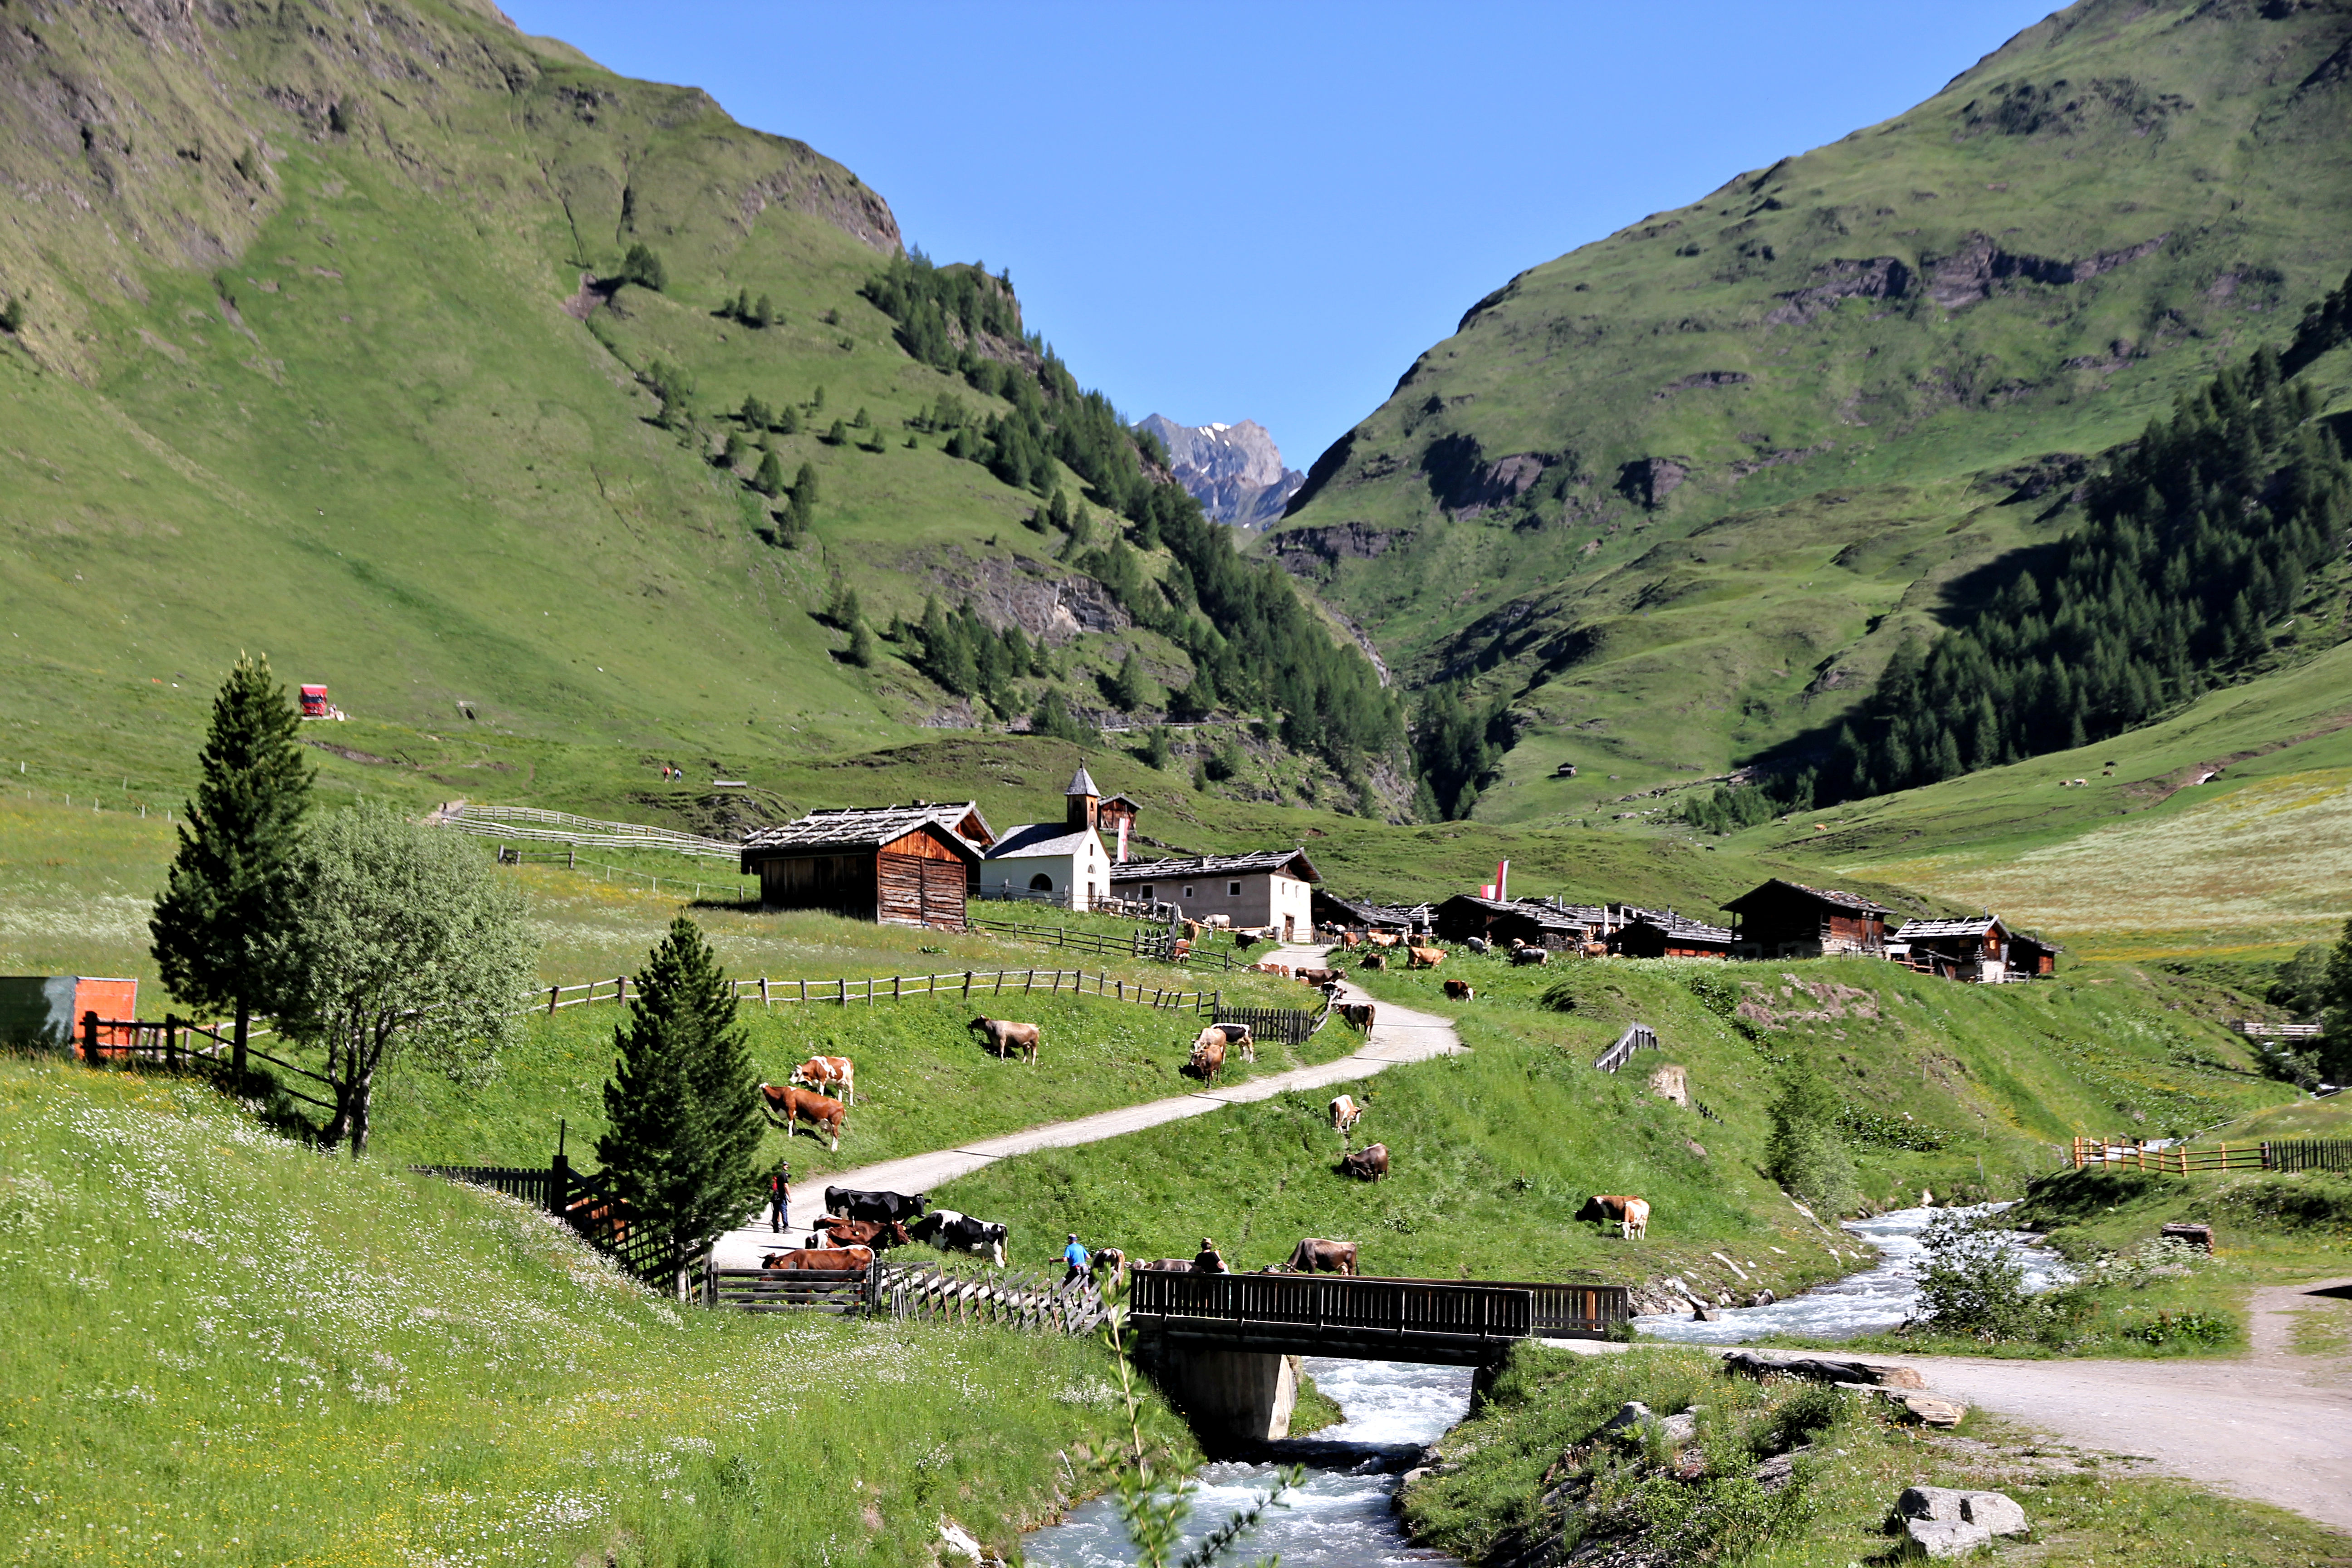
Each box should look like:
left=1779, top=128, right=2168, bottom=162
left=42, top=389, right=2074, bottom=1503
left=984, top=822, right=1098, bottom=860
left=1893, top=916, right=2004, bottom=940
left=1620, top=911, right=1734, bottom=944
left=1110, top=849, right=1321, bottom=884
left=741, top=804, right=987, bottom=860
left=1439, top=894, right=1590, bottom=931
left=1720, top=878, right=1892, bottom=917
left=1314, top=891, right=1426, bottom=928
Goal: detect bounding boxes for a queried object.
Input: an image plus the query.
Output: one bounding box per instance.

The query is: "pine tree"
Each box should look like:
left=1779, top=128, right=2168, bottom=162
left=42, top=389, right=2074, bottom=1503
left=792, top=462, right=819, bottom=515
left=1144, top=725, right=1173, bottom=771
left=150, top=654, right=315, bottom=1077
left=618, top=243, right=668, bottom=292
left=597, top=918, right=764, bottom=1259
left=848, top=618, right=879, bottom=668
left=778, top=404, right=802, bottom=436
left=824, top=419, right=848, bottom=446
left=753, top=450, right=785, bottom=497
left=1109, top=648, right=1150, bottom=711
left=751, top=294, right=774, bottom=328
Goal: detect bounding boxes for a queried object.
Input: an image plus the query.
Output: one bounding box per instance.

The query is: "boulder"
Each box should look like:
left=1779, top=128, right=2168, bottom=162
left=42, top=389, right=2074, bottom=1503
left=1646, top=1063, right=1690, bottom=1107
left=1599, top=1400, right=1653, bottom=1434
left=1660, top=1408, right=1700, bottom=1445
left=1692, top=1304, right=1721, bottom=1322
left=1891, top=1485, right=2029, bottom=1555
left=1747, top=1289, right=1777, bottom=1308
left=1885, top=1392, right=1968, bottom=1427
left=1721, top=1351, right=1925, bottom=1388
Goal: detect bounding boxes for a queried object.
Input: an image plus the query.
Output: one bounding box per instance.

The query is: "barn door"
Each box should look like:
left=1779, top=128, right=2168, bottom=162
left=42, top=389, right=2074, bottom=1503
left=918, top=857, right=966, bottom=930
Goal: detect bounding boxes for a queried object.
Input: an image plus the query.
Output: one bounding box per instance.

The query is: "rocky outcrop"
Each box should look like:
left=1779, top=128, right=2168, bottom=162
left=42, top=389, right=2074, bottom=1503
left=1269, top=521, right=1413, bottom=576
left=1926, top=232, right=2168, bottom=309
left=1615, top=457, right=1689, bottom=509
left=1654, top=370, right=1753, bottom=397
left=1135, top=414, right=1303, bottom=529
left=1765, top=257, right=1913, bottom=324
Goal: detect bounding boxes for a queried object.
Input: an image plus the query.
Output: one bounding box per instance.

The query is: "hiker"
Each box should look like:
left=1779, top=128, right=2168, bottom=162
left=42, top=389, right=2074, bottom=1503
left=769, top=1161, right=791, bottom=1233
left=1062, top=1232, right=1091, bottom=1286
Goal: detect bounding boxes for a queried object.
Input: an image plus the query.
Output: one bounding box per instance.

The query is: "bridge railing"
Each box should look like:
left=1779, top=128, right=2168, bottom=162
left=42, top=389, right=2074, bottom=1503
left=1130, top=1269, right=1536, bottom=1342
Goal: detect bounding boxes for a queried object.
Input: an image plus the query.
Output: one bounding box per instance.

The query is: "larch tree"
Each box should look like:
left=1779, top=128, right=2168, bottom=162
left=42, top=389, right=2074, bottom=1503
left=150, top=653, right=315, bottom=1077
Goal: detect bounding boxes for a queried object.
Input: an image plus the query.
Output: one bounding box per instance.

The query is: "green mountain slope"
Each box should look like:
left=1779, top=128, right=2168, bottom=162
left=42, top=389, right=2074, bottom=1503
left=1268, top=0, right=2352, bottom=822
left=0, top=0, right=1387, bottom=816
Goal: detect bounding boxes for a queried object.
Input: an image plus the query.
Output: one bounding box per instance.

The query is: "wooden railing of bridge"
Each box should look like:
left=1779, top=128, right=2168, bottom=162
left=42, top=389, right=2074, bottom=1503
left=1127, top=1269, right=1627, bottom=1362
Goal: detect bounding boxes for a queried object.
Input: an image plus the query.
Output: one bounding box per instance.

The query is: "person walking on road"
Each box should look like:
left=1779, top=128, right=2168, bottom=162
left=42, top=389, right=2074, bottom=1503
left=1062, top=1233, right=1091, bottom=1285
left=768, top=1161, right=791, bottom=1233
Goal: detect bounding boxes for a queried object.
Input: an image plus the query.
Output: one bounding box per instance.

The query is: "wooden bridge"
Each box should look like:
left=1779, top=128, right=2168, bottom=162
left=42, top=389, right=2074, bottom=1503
left=1127, top=1269, right=1628, bottom=1366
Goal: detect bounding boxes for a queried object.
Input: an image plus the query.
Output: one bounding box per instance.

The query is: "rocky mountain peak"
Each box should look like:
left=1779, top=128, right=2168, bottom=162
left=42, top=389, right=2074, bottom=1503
left=1135, top=414, right=1304, bottom=529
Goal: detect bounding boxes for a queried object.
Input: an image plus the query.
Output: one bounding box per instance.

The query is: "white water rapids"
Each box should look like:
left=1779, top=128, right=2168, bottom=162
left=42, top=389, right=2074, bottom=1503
left=1024, top=1206, right=2067, bottom=1563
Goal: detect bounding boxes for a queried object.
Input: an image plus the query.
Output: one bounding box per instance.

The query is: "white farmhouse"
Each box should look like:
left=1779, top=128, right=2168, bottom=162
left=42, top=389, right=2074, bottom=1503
left=978, top=766, right=1115, bottom=911
left=1110, top=848, right=1319, bottom=941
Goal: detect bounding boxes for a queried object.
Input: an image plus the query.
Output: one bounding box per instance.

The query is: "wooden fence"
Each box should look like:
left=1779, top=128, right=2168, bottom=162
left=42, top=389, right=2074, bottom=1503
left=966, top=914, right=1246, bottom=973
left=874, top=1259, right=1106, bottom=1333
left=2068, top=1136, right=2352, bottom=1175
left=1214, top=994, right=1334, bottom=1048
left=431, top=802, right=741, bottom=859
left=2232, top=1020, right=2323, bottom=1039
left=706, top=1266, right=872, bottom=1314
left=74, top=1012, right=335, bottom=1113
left=1593, top=1024, right=1660, bottom=1074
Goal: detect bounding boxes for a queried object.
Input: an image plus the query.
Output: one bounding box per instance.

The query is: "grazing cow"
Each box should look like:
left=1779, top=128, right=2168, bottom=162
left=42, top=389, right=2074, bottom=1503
left=967, top=1016, right=1041, bottom=1065
left=1329, top=1093, right=1363, bottom=1141
left=823, top=1186, right=927, bottom=1225
left=760, top=1245, right=874, bottom=1271
left=1359, top=952, right=1387, bottom=971
left=789, top=1054, right=856, bottom=1106
left=1233, top=933, right=1260, bottom=953
left=1582, top=941, right=1610, bottom=958
left=1338, top=1143, right=1390, bottom=1181
left=1511, top=946, right=1550, bottom=966
left=1194, top=1022, right=1256, bottom=1064
left=1368, top=932, right=1401, bottom=948
left=1407, top=946, right=1446, bottom=970
left=1339, top=931, right=1362, bottom=950
left=1186, top=1035, right=1228, bottom=1083
left=910, top=1208, right=1009, bottom=1268
left=1295, top=966, right=1341, bottom=986
left=1338, top=1002, right=1376, bottom=1031
left=759, top=1083, right=846, bottom=1151
left=1284, top=1238, right=1360, bottom=1276
left=1464, top=936, right=1490, bottom=955
left=1441, top=979, right=1475, bottom=1001
left=1578, top=1194, right=1652, bottom=1240
left=813, top=1215, right=910, bottom=1250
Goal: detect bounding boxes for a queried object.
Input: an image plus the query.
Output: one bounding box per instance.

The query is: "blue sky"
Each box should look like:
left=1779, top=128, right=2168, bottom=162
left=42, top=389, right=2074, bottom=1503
left=502, top=2, right=2060, bottom=472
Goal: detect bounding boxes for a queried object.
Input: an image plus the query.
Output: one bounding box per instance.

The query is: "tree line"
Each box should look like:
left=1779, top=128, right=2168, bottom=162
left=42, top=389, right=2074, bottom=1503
left=1705, top=270, right=2352, bottom=825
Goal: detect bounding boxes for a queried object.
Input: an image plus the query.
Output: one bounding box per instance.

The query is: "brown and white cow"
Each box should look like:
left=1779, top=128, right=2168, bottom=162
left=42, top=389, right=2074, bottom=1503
left=1187, top=1035, right=1228, bottom=1083
left=789, top=1054, right=856, bottom=1105
left=1329, top=1093, right=1363, bottom=1141
left=968, top=1017, right=1040, bottom=1065
left=1441, top=979, right=1475, bottom=1001
left=1406, top=946, right=1446, bottom=969
left=1578, top=1194, right=1651, bottom=1240
left=1338, top=931, right=1362, bottom=950
left=760, top=1245, right=874, bottom=1270
left=1295, top=967, right=1341, bottom=986
left=760, top=1083, right=847, bottom=1151
left=1283, top=1237, right=1360, bottom=1276
left=1193, top=1022, right=1255, bottom=1064
left=1368, top=932, right=1401, bottom=949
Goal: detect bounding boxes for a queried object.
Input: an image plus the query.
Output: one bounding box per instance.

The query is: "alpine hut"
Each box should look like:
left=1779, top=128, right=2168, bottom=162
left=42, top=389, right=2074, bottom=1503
left=1432, top=895, right=1593, bottom=951
left=739, top=804, right=988, bottom=929
left=1111, top=848, right=1320, bottom=940
left=1721, top=879, right=1891, bottom=960
left=1606, top=908, right=1734, bottom=960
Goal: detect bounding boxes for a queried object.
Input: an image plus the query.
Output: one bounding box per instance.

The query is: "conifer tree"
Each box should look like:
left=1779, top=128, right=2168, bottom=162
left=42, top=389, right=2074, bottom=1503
left=791, top=461, right=819, bottom=517
left=848, top=618, right=878, bottom=668
left=778, top=404, right=802, bottom=436
left=597, top=918, right=763, bottom=1258
left=752, top=293, right=775, bottom=328
left=150, top=654, right=314, bottom=1076
left=753, top=449, right=785, bottom=497
left=1109, top=648, right=1149, bottom=711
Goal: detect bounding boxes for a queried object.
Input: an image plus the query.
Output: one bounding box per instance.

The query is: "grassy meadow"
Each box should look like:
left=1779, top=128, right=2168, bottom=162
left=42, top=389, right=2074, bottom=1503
left=1402, top=1342, right=2352, bottom=1567
left=931, top=948, right=2298, bottom=1299
left=0, top=1061, right=1192, bottom=1568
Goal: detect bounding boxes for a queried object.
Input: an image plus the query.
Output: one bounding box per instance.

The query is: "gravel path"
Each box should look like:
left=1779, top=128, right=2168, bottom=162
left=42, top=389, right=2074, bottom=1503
left=710, top=946, right=1460, bottom=1267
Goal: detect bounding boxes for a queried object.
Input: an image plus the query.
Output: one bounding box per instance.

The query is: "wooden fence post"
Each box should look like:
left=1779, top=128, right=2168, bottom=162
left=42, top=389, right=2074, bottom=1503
left=164, top=1013, right=179, bottom=1070
left=616, top=976, right=627, bottom=1007
left=548, top=985, right=560, bottom=1017
left=963, top=971, right=974, bottom=1001
left=761, top=977, right=771, bottom=1010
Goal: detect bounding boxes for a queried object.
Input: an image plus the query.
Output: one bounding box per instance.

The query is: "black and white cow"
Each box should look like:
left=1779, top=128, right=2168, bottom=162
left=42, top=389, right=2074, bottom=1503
left=825, top=1186, right=928, bottom=1225
left=910, top=1207, right=1009, bottom=1268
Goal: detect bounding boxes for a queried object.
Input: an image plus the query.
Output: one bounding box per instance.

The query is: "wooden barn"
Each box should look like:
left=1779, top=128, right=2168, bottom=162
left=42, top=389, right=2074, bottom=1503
left=1606, top=910, right=1733, bottom=960
left=1721, top=879, right=1891, bottom=960
left=739, top=804, right=986, bottom=929
left=1433, top=895, right=1592, bottom=951
left=1313, top=890, right=1426, bottom=936
left=1893, top=915, right=2059, bottom=981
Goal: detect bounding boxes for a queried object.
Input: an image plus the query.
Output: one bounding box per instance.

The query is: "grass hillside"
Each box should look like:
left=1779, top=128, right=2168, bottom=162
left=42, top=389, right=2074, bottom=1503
left=0, top=0, right=1386, bottom=829
left=935, top=948, right=2298, bottom=1290
left=0, top=1060, right=1189, bottom=1566
left=1269, top=0, right=2352, bottom=826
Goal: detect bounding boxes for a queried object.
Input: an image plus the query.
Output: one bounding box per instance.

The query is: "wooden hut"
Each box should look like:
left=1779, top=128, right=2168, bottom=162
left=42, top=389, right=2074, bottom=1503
left=1721, top=879, right=1891, bottom=960
left=1433, top=895, right=1591, bottom=951
left=1313, top=891, right=1426, bottom=937
left=739, top=805, right=985, bottom=929
left=2008, top=931, right=2060, bottom=978
left=1606, top=910, right=1733, bottom=960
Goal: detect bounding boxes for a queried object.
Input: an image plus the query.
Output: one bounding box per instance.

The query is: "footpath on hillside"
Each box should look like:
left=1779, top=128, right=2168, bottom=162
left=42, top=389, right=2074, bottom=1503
left=712, top=945, right=1460, bottom=1267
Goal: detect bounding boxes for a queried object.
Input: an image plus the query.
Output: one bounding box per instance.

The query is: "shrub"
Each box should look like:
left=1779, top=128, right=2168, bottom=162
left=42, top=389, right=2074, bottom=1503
left=1764, top=1056, right=1859, bottom=1214
left=2124, top=1310, right=2232, bottom=1348
left=1752, top=1381, right=1848, bottom=1456
left=1914, top=1211, right=2035, bottom=1341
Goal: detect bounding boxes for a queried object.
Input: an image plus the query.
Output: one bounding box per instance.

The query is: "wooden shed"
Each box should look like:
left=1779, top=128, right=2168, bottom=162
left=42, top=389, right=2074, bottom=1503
left=1433, top=895, right=1592, bottom=951
left=1722, top=879, right=1891, bottom=960
left=1606, top=911, right=1733, bottom=960
left=740, top=805, right=984, bottom=929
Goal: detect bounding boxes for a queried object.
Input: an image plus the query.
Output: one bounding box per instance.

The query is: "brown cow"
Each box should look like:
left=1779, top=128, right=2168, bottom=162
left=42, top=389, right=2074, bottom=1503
left=1368, top=932, right=1401, bottom=948
left=1186, top=1035, right=1228, bottom=1083
left=1359, top=952, right=1387, bottom=971
left=1250, top=962, right=1292, bottom=978
left=789, top=1054, right=856, bottom=1105
left=760, top=1083, right=846, bottom=1151
left=1338, top=931, right=1362, bottom=949
left=1338, top=1003, right=1376, bottom=1031
left=1441, top=979, right=1475, bottom=1001
left=1338, top=1143, right=1389, bottom=1181
left=1295, top=966, right=1341, bottom=985
left=1194, top=1022, right=1255, bottom=1063
left=1406, top=946, right=1446, bottom=970
left=1577, top=1194, right=1651, bottom=1240
left=968, top=1016, right=1040, bottom=1065
left=813, top=1215, right=910, bottom=1250
left=1284, top=1238, right=1360, bottom=1276
left=1133, top=1258, right=1197, bottom=1273
left=760, top=1245, right=875, bottom=1270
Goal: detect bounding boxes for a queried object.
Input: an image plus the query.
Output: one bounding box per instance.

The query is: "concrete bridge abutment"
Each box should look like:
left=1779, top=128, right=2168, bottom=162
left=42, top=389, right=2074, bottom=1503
left=1148, top=1344, right=1302, bottom=1445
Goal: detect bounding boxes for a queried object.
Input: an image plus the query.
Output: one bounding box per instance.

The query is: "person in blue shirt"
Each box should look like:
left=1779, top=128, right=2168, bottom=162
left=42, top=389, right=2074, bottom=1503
left=1062, top=1233, right=1090, bottom=1284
